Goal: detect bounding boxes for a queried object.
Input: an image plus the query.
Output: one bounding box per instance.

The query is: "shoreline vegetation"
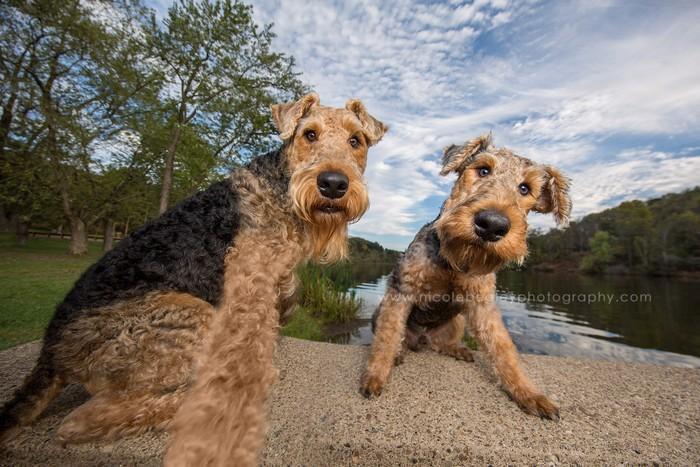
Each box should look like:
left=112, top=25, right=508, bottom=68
left=523, top=187, right=699, bottom=278
left=282, top=238, right=400, bottom=341
left=0, top=233, right=400, bottom=350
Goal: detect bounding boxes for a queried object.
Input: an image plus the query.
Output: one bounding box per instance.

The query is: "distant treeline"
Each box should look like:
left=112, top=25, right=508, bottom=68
left=347, top=237, right=401, bottom=263
left=526, top=187, right=700, bottom=276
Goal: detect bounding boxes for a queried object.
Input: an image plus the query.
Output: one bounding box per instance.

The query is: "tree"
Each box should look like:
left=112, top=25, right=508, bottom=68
left=4, top=0, right=161, bottom=254
left=580, top=231, right=614, bottom=274
left=613, top=201, right=653, bottom=268
left=527, top=187, right=700, bottom=274
left=0, top=0, right=50, bottom=240
left=148, top=0, right=305, bottom=213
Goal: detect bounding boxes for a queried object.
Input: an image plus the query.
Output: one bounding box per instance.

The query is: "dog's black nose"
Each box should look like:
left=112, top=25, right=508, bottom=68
left=474, top=210, right=510, bottom=242
left=317, top=171, right=349, bottom=199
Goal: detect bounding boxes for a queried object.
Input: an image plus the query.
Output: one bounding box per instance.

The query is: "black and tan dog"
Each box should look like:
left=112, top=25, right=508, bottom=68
left=361, top=134, right=570, bottom=420
left=0, top=93, right=387, bottom=466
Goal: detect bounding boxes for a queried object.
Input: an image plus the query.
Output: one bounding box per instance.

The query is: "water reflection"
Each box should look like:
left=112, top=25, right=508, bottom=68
left=324, top=268, right=700, bottom=368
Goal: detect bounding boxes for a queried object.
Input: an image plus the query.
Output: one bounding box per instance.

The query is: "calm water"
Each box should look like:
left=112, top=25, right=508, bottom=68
left=325, top=267, right=700, bottom=368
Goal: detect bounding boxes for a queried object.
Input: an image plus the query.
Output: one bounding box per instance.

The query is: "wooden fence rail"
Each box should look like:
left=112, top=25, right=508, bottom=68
left=28, top=230, right=124, bottom=242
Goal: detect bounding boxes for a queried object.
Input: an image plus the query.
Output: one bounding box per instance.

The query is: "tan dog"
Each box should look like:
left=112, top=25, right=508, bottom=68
left=0, top=93, right=387, bottom=467
left=361, top=134, right=570, bottom=419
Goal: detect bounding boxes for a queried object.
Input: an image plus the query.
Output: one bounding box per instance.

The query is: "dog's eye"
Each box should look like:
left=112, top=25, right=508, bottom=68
left=518, top=183, right=530, bottom=196
left=349, top=136, right=360, bottom=148
left=477, top=167, right=491, bottom=177
left=304, top=130, right=317, bottom=142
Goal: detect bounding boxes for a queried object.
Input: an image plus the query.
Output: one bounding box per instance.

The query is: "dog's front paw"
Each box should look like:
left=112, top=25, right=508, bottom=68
left=360, top=371, right=386, bottom=398
left=56, top=417, right=90, bottom=445
left=451, top=346, right=474, bottom=362
left=515, top=393, right=560, bottom=420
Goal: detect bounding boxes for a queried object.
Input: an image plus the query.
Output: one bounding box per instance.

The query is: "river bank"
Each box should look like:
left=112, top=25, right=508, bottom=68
left=1, top=338, right=698, bottom=465
left=528, top=260, right=700, bottom=280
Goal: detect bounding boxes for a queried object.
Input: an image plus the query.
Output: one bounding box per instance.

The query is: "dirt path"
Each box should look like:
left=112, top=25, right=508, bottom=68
left=1, top=338, right=698, bottom=465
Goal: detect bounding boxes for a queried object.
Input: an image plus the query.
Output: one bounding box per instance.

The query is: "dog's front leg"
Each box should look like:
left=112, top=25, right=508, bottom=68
left=361, top=289, right=412, bottom=397
left=165, top=231, right=301, bottom=467
left=465, top=300, right=560, bottom=420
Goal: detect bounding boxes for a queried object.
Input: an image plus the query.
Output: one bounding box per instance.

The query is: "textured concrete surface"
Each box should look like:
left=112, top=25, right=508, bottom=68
left=1, top=337, right=698, bottom=466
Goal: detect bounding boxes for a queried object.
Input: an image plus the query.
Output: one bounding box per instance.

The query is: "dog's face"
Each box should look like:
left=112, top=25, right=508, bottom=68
left=271, top=93, right=387, bottom=262
left=435, top=134, right=571, bottom=273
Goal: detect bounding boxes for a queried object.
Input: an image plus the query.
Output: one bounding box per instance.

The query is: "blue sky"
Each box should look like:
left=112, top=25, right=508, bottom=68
left=147, top=0, right=700, bottom=250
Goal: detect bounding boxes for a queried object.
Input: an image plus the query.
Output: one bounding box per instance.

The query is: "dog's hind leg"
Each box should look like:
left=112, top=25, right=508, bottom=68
left=427, top=314, right=474, bottom=362
left=56, top=387, right=186, bottom=444
left=53, top=291, right=214, bottom=443
left=0, top=350, right=65, bottom=443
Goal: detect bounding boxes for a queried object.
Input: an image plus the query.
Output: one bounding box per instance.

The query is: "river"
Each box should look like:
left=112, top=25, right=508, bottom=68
left=325, top=266, right=700, bottom=368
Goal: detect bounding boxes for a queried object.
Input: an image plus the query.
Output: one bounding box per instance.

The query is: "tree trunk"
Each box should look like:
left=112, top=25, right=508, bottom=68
left=159, top=125, right=182, bottom=214
left=16, top=220, right=29, bottom=246
left=0, top=205, right=10, bottom=232
left=660, top=227, right=670, bottom=264
left=102, top=219, right=115, bottom=252
left=0, top=52, right=25, bottom=161
left=124, top=218, right=129, bottom=236
left=69, top=217, right=88, bottom=255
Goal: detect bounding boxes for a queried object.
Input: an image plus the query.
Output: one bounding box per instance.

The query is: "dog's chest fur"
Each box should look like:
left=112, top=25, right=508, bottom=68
left=393, top=223, right=495, bottom=330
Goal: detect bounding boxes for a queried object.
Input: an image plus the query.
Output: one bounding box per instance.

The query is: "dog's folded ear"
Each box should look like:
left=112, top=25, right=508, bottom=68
left=533, top=166, right=572, bottom=227
left=345, top=99, right=388, bottom=146
left=440, top=133, right=492, bottom=176
left=271, top=93, right=320, bottom=140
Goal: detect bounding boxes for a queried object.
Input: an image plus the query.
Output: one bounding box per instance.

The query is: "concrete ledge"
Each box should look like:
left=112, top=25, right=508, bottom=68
left=1, top=338, right=698, bottom=465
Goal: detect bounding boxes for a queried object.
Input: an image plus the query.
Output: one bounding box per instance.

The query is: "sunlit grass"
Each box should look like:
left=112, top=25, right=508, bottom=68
left=0, top=234, right=102, bottom=350
left=0, top=234, right=363, bottom=348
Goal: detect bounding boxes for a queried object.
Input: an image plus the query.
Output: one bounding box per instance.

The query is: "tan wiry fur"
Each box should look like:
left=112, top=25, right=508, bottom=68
left=8, top=94, right=386, bottom=465
left=283, top=94, right=385, bottom=262
left=163, top=166, right=306, bottom=466
left=362, top=134, right=570, bottom=420
left=52, top=291, right=214, bottom=444
left=163, top=94, right=385, bottom=466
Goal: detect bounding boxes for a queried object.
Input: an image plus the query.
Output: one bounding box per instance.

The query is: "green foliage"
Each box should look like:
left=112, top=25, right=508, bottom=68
left=280, top=307, right=324, bottom=342
left=148, top=0, right=306, bottom=210
left=0, top=0, right=306, bottom=252
left=347, top=237, right=402, bottom=263
left=462, top=334, right=479, bottom=351
left=0, top=0, right=163, bottom=252
left=289, top=237, right=399, bottom=326
left=296, top=265, right=361, bottom=324
left=527, top=187, right=700, bottom=275
left=580, top=231, right=614, bottom=273
left=283, top=245, right=398, bottom=340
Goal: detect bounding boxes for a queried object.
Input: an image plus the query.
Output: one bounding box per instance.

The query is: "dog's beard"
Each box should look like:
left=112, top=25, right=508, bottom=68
left=435, top=205, right=528, bottom=274
left=289, top=168, right=369, bottom=263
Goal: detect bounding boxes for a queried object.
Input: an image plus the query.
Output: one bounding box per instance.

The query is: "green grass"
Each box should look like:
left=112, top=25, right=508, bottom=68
left=296, top=264, right=361, bottom=323
left=0, top=234, right=364, bottom=348
left=280, top=264, right=363, bottom=341
left=280, top=306, right=324, bottom=341
left=0, top=234, right=102, bottom=350
left=463, top=333, right=479, bottom=351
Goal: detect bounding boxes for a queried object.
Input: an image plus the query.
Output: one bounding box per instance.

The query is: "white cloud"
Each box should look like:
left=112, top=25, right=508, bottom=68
left=572, top=149, right=700, bottom=215
left=149, top=0, right=700, bottom=248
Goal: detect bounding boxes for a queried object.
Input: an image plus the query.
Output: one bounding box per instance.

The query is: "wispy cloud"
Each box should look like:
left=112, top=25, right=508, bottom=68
left=149, top=0, right=700, bottom=249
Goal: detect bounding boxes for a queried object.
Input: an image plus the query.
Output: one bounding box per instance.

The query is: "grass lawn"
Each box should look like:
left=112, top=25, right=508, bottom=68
left=0, top=233, right=362, bottom=350
left=0, top=234, right=102, bottom=350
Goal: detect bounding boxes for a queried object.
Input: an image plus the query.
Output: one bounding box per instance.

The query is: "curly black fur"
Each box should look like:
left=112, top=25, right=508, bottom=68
left=371, top=223, right=459, bottom=333
left=0, top=149, right=290, bottom=442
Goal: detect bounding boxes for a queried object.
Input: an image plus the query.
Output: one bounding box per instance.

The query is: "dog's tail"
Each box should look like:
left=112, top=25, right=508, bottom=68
left=0, top=347, right=64, bottom=444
